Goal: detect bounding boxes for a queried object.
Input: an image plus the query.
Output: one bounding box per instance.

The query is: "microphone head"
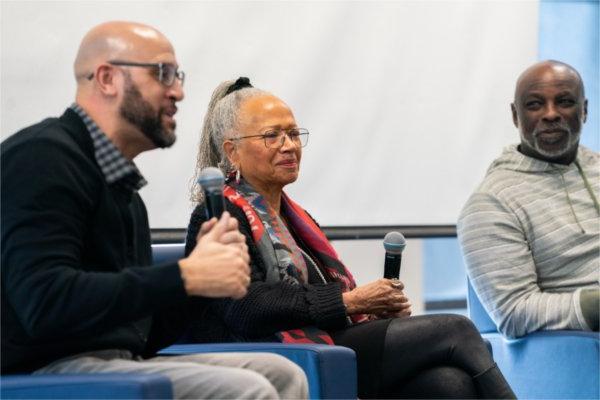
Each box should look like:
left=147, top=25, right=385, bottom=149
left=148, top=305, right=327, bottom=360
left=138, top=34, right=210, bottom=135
left=198, top=167, right=225, bottom=192
left=383, top=231, right=406, bottom=255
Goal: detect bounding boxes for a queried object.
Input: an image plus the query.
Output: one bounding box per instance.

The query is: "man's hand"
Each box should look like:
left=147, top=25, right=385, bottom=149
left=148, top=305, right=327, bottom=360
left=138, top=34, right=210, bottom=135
left=179, top=212, right=251, bottom=299
left=195, top=212, right=247, bottom=250
left=342, top=279, right=411, bottom=315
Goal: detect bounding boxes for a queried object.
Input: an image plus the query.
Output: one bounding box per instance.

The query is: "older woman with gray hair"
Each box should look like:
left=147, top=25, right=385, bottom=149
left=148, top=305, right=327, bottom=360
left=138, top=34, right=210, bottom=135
left=185, top=77, right=515, bottom=399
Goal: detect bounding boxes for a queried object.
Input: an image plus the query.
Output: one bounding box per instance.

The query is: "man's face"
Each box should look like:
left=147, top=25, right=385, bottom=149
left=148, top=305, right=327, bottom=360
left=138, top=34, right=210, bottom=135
left=511, top=64, right=587, bottom=163
left=119, top=72, right=177, bottom=148
left=116, top=37, right=184, bottom=149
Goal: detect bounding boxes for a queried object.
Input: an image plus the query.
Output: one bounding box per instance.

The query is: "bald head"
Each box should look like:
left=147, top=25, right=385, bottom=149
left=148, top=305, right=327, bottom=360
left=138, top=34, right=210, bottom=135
left=514, top=60, right=584, bottom=101
left=74, top=21, right=173, bottom=82
left=511, top=60, right=587, bottom=164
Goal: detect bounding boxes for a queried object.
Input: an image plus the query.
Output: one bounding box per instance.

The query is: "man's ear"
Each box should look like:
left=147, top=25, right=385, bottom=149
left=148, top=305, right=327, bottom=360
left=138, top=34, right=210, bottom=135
left=583, top=99, right=588, bottom=123
left=94, top=64, right=119, bottom=97
left=511, top=103, right=519, bottom=129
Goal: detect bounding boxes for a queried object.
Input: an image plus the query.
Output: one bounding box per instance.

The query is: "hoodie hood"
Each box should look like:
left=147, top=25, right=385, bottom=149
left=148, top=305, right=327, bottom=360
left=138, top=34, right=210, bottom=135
left=484, top=143, right=599, bottom=234
left=487, top=144, right=598, bottom=174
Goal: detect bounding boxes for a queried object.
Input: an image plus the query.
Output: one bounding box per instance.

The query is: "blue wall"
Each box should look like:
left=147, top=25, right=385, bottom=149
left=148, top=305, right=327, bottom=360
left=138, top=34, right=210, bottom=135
left=423, top=238, right=466, bottom=304
left=423, top=0, right=599, bottom=309
left=539, top=0, right=599, bottom=152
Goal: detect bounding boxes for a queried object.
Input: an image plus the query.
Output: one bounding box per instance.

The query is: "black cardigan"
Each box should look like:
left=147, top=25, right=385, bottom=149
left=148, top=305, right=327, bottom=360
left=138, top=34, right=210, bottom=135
left=1, top=109, right=190, bottom=373
left=184, top=199, right=349, bottom=343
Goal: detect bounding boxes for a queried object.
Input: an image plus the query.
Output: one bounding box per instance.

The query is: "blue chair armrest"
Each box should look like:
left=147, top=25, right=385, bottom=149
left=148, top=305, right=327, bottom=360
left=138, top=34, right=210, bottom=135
left=482, top=330, right=599, bottom=399
left=0, top=373, right=173, bottom=399
left=160, top=343, right=356, bottom=399
left=467, top=279, right=498, bottom=333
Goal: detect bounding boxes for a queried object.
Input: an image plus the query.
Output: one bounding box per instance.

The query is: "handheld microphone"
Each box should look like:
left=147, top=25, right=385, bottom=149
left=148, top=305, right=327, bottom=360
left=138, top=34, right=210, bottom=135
left=383, top=231, right=406, bottom=279
left=198, top=167, right=225, bottom=219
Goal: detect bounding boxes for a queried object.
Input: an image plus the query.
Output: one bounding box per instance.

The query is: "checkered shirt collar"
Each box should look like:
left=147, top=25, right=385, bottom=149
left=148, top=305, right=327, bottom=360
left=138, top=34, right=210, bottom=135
left=70, top=104, right=147, bottom=191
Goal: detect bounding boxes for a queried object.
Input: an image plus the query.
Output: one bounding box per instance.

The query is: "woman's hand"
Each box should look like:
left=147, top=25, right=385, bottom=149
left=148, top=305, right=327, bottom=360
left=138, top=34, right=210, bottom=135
left=370, top=307, right=413, bottom=320
left=342, top=279, right=411, bottom=315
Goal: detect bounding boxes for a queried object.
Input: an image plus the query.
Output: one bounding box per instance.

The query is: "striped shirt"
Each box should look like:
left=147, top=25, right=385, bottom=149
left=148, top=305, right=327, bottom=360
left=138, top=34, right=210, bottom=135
left=70, top=103, right=147, bottom=192
left=458, top=144, right=599, bottom=338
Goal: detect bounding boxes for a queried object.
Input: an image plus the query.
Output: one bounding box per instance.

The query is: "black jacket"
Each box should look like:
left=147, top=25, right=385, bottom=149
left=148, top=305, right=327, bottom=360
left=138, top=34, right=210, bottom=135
left=184, top=199, right=348, bottom=343
left=1, top=109, right=190, bottom=373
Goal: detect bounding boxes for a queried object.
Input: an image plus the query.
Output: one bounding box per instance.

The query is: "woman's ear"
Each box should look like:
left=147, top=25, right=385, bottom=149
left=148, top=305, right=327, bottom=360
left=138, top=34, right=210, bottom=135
left=223, top=140, right=239, bottom=168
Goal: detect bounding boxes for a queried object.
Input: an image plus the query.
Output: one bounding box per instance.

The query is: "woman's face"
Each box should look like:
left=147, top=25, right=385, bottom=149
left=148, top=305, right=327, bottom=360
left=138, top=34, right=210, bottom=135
left=227, top=95, right=302, bottom=192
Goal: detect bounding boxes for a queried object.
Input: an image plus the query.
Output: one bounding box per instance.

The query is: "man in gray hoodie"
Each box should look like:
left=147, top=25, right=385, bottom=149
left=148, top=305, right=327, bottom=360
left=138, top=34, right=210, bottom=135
left=458, top=60, right=599, bottom=338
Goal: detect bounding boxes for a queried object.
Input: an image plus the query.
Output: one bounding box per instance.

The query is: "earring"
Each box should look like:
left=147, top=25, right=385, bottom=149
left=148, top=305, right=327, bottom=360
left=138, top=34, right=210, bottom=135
left=235, top=169, right=241, bottom=183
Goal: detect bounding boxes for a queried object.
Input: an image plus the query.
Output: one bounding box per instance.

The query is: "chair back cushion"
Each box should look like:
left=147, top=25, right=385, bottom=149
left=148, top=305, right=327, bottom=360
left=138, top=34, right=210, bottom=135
left=152, top=243, right=185, bottom=264
left=467, top=280, right=498, bottom=333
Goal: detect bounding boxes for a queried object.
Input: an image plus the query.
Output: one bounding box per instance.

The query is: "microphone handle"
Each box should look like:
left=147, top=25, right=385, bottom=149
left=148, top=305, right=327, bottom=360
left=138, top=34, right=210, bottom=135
left=204, top=191, right=225, bottom=219
left=384, top=253, right=402, bottom=279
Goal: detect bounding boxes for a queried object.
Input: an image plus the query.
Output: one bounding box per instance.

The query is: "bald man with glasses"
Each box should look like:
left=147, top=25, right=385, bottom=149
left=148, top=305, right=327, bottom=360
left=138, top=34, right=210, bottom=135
left=1, top=21, right=307, bottom=399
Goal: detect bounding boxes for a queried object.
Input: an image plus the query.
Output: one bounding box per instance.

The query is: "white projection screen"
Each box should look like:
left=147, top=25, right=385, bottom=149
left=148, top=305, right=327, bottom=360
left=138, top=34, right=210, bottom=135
left=1, top=1, right=539, bottom=228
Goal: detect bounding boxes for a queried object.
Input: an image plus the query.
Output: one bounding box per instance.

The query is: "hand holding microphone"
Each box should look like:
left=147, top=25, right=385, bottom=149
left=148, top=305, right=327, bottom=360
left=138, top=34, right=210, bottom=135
left=342, top=278, right=411, bottom=315
left=178, top=167, right=251, bottom=299
left=381, top=231, right=411, bottom=317
left=198, top=167, right=225, bottom=219
left=196, top=167, right=246, bottom=249
left=383, top=231, right=406, bottom=280
left=180, top=212, right=250, bottom=299
left=342, top=231, right=411, bottom=316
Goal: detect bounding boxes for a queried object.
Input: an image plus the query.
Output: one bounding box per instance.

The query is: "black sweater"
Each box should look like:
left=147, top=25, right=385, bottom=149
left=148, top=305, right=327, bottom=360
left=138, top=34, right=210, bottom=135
left=1, top=110, right=190, bottom=373
left=184, top=199, right=349, bottom=343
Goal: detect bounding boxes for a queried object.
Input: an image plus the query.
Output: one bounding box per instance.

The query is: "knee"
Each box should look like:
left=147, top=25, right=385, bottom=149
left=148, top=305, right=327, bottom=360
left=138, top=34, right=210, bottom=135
left=442, top=314, right=481, bottom=340
left=183, top=368, right=278, bottom=400
left=274, top=356, right=308, bottom=397
left=244, top=373, right=280, bottom=400
left=228, top=370, right=280, bottom=399
left=249, top=354, right=308, bottom=399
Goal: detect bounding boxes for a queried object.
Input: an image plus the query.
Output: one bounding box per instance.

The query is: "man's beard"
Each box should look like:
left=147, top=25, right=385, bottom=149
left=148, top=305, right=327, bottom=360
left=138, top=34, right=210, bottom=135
left=520, top=122, right=580, bottom=161
left=119, top=76, right=176, bottom=149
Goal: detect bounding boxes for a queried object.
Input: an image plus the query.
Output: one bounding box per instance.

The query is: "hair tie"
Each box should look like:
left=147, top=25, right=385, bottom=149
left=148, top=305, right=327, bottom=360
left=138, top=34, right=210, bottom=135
left=225, top=77, right=253, bottom=95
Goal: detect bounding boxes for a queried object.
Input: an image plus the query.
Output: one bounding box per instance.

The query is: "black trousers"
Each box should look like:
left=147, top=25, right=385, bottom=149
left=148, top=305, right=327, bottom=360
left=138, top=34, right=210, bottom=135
left=331, top=314, right=498, bottom=399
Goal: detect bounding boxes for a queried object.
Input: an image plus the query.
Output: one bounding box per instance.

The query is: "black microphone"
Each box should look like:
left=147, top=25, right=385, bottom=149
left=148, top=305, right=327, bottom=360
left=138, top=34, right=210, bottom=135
left=383, top=231, right=407, bottom=279
left=198, top=167, right=225, bottom=219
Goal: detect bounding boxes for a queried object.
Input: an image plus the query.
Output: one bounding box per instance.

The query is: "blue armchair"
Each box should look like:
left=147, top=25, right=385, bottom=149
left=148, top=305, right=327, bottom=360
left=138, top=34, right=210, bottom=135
left=161, top=343, right=355, bottom=399
left=0, top=373, right=172, bottom=399
left=155, top=243, right=357, bottom=399
left=467, top=280, right=599, bottom=399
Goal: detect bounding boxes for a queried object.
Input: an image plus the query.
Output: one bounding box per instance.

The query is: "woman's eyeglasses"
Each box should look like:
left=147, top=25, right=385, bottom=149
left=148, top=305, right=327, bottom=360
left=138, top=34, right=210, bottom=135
left=232, top=128, right=309, bottom=149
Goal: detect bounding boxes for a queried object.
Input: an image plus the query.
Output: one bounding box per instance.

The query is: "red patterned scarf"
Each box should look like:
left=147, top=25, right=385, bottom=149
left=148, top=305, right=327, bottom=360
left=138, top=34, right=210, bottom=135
left=224, top=180, right=367, bottom=344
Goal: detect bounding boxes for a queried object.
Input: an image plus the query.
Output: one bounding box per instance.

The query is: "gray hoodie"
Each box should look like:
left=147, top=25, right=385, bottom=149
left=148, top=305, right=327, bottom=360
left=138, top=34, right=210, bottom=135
left=458, top=144, right=599, bottom=338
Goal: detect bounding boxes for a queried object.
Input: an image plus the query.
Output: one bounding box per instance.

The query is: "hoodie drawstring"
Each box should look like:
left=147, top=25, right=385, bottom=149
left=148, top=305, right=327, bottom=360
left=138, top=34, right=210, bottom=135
left=557, top=160, right=600, bottom=235
left=575, top=160, right=600, bottom=216
left=558, top=171, right=586, bottom=234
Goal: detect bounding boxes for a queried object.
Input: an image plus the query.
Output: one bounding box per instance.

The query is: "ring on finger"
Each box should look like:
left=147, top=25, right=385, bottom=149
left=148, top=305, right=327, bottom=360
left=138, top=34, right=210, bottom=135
left=391, top=279, right=402, bottom=289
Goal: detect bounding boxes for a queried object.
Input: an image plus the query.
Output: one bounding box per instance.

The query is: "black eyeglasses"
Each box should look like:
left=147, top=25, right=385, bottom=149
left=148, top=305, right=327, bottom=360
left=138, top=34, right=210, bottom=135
left=232, top=128, right=309, bottom=149
left=87, top=60, right=185, bottom=86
